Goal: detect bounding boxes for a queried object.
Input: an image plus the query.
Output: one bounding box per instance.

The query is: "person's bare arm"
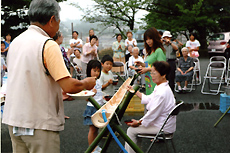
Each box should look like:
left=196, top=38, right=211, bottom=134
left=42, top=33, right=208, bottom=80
left=171, top=42, right=178, bottom=51
left=102, top=79, right=113, bottom=89
left=77, top=44, right=83, bottom=48
left=57, top=77, right=96, bottom=94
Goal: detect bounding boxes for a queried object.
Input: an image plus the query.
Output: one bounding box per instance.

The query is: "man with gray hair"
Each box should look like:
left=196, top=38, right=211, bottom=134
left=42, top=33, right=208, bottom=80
left=2, top=0, right=96, bottom=152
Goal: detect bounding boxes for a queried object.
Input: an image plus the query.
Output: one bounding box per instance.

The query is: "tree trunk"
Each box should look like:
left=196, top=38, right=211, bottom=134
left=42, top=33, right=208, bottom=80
left=196, top=27, right=207, bottom=50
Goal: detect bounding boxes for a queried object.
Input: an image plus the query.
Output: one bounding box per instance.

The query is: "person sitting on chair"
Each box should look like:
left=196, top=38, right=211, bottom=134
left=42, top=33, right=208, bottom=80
left=128, top=47, right=145, bottom=89
left=175, top=47, right=194, bottom=93
left=125, top=61, right=176, bottom=153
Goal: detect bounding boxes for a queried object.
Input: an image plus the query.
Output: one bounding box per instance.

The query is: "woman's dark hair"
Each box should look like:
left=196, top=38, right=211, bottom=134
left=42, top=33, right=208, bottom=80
left=126, top=31, right=133, bottom=36
left=72, top=31, right=78, bottom=35
left=116, top=34, right=122, bottom=40
left=144, top=27, right=165, bottom=56
left=1, top=41, right=5, bottom=45
left=158, top=31, right=163, bottom=37
left=53, top=31, right=61, bottom=41
left=189, top=33, right=196, bottom=40
left=101, top=55, right=113, bottom=64
left=86, top=60, right=102, bottom=78
left=89, top=35, right=98, bottom=42
left=152, top=61, right=171, bottom=80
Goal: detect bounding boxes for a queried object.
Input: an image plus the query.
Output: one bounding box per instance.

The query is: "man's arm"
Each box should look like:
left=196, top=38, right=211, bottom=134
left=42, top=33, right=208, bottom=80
left=44, top=40, right=96, bottom=94
left=57, top=77, right=96, bottom=94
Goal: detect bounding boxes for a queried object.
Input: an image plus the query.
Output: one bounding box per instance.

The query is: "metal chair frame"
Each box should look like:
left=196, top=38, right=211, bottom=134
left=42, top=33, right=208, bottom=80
left=226, top=58, right=230, bottom=86
left=201, top=56, right=226, bottom=95
left=137, top=101, right=184, bottom=153
left=193, top=58, right=202, bottom=85
left=113, top=61, right=128, bottom=80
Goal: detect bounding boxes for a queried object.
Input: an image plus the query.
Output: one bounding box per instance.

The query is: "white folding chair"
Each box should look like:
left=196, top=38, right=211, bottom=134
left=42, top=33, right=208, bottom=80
left=201, top=56, right=226, bottom=95
left=137, top=101, right=184, bottom=153
left=226, top=58, right=230, bottom=86
left=70, top=62, right=85, bottom=80
left=193, top=58, right=201, bottom=85
left=113, top=61, right=127, bottom=80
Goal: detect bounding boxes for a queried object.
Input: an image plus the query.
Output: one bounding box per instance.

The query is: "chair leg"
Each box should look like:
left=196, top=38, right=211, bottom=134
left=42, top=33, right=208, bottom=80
left=162, top=133, right=170, bottom=153
left=137, top=137, right=142, bottom=149
left=171, top=139, right=176, bottom=153
left=145, top=137, right=157, bottom=153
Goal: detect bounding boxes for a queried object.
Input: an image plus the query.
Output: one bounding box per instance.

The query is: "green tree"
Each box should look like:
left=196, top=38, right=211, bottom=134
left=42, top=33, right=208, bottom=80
left=1, top=0, right=66, bottom=39
left=143, top=0, right=230, bottom=49
left=73, top=0, right=143, bottom=38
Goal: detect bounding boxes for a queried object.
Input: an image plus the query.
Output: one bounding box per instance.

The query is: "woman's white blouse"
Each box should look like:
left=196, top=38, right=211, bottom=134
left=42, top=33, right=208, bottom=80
left=140, top=81, right=176, bottom=133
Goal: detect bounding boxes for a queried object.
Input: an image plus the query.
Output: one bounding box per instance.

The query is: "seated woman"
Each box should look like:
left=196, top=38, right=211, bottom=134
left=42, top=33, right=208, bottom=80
left=176, top=47, right=194, bottom=93
left=125, top=61, right=176, bottom=153
left=128, top=47, right=145, bottom=89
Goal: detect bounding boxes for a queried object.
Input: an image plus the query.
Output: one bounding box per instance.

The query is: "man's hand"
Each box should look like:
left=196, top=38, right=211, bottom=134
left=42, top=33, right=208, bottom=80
left=82, top=77, right=96, bottom=90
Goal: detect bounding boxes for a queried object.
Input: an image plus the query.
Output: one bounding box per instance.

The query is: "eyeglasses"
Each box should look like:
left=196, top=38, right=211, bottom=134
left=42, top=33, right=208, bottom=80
left=150, top=71, right=157, bottom=77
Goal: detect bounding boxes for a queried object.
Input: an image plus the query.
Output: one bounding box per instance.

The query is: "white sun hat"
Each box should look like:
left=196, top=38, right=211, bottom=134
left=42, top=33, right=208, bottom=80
left=162, top=31, right=172, bottom=38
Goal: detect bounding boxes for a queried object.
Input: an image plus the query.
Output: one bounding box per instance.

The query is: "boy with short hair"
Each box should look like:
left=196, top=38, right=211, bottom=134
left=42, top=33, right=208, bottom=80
left=99, top=55, right=115, bottom=96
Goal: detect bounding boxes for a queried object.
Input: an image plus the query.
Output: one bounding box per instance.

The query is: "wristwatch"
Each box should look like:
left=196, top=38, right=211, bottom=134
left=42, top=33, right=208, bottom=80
left=138, top=120, right=142, bottom=125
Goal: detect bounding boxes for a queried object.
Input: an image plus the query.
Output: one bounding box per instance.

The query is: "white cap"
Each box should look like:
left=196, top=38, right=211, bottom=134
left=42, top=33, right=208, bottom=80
left=162, top=31, right=172, bottom=38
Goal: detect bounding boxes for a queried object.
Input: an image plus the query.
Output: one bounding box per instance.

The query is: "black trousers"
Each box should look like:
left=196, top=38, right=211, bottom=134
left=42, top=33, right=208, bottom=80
left=167, top=59, right=176, bottom=92
left=125, top=53, right=131, bottom=62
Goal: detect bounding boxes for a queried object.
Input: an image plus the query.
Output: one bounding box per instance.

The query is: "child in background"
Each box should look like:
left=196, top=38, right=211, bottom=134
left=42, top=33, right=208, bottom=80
left=99, top=55, right=115, bottom=96
left=1, top=41, right=6, bottom=58
left=83, top=60, right=104, bottom=153
left=73, top=49, right=82, bottom=73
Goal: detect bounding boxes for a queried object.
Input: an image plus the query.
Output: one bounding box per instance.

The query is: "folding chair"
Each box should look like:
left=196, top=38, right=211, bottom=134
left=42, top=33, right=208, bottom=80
left=70, top=62, right=84, bottom=80
left=113, top=61, right=128, bottom=80
left=193, top=58, right=201, bottom=85
left=226, top=58, right=230, bottom=86
left=137, top=101, right=184, bottom=153
left=201, top=56, right=226, bottom=95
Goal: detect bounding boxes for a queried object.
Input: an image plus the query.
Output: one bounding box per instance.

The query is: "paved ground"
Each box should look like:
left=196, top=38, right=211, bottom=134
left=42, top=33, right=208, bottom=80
left=2, top=57, right=230, bottom=153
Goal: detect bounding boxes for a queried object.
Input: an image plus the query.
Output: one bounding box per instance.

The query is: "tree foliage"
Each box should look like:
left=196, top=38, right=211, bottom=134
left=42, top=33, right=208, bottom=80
left=74, top=0, right=143, bottom=38
left=143, top=0, right=230, bottom=49
left=1, top=0, right=66, bottom=39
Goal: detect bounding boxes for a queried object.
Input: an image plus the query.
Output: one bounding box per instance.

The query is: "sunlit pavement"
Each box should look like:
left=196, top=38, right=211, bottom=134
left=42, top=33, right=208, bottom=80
left=1, top=57, right=230, bottom=153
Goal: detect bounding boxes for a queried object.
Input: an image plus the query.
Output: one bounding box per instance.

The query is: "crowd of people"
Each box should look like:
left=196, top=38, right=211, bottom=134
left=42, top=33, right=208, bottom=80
left=1, top=0, right=202, bottom=153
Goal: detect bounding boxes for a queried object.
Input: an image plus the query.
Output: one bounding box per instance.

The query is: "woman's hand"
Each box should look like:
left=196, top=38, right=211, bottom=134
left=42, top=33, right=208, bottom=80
left=134, top=61, right=145, bottom=67
left=126, top=85, right=135, bottom=93
left=127, top=119, right=140, bottom=127
left=139, top=67, right=150, bottom=74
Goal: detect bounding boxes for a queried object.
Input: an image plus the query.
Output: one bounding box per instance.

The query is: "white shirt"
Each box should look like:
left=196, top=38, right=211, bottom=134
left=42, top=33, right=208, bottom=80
left=125, top=38, right=137, bottom=54
left=128, top=56, right=144, bottom=68
left=185, top=40, right=200, bottom=50
left=99, top=71, right=114, bottom=96
left=73, top=57, right=82, bottom=69
left=87, top=79, right=105, bottom=106
left=69, top=38, right=83, bottom=51
left=140, top=81, right=176, bottom=133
